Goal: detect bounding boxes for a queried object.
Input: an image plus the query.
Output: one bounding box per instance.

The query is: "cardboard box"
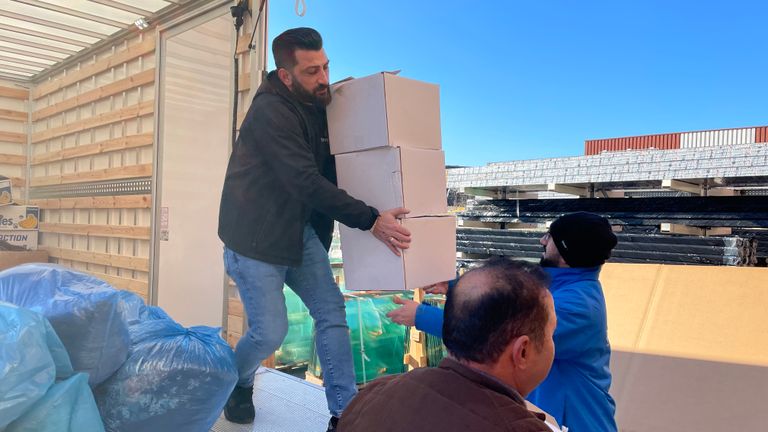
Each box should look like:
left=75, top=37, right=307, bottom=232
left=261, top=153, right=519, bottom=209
left=0, top=205, right=39, bottom=230
left=0, top=179, right=12, bottom=206
left=0, top=230, right=39, bottom=250
left=327, top=72, right=442, bottom=155
left=336, top=147, right=447, bottom=217
left=340, top=215, right=456, bottom=291
left=600, top=263, right=768, bottom=432
left=0, top=250, right=48, bottom=271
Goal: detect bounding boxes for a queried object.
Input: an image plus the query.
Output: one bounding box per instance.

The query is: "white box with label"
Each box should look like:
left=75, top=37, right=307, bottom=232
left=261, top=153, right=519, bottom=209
left=0, top=205, right=39, bottom=230
left=336, top=146, right=447, bottom=217
left=0, top=230, right=38, bottom=250
left=327, top=72, right=441, bottom=155
left=340, top=215, right=456, bottom=291
left=0, top=179, right=12, bottom=206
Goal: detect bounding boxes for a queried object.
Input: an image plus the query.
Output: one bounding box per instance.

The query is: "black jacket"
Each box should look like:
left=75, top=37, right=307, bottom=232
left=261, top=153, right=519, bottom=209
left=218, top=71, right=378, bottom=266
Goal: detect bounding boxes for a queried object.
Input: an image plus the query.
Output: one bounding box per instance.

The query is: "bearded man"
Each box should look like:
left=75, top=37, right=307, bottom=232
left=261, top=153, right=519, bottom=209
left=218, top=27, right=411, bottom=431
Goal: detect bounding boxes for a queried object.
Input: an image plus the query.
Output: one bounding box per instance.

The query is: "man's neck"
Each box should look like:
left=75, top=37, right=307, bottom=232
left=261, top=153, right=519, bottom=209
left=452, top=357, right=525, bottom=397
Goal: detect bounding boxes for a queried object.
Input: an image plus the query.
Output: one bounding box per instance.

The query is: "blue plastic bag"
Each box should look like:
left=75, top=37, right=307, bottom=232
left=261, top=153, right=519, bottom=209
left=95, top=318, right=238, bottom=432
left=0, top=302, right=73, bottom=429
left=5, top=373, right=105, bottom=432
left=115, top=290, right=147, bottom=326
left=0, top=264, right=130, bottom=386
left=114, top=290, right=172, bottom=323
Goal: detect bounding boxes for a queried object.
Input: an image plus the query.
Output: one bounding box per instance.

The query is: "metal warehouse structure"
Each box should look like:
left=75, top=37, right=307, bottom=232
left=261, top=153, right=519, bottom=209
left=584, top=125, right=768, bottom=154
left=449, top=141, right=768, bottom=198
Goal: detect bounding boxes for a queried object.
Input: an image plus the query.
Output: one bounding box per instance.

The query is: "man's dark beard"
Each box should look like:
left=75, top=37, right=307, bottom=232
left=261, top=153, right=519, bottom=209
left=290, top=79, right=331, bottom=107
left=540, top=247, right=558, bottom=267
left=540, top=256, right=559, bottom=267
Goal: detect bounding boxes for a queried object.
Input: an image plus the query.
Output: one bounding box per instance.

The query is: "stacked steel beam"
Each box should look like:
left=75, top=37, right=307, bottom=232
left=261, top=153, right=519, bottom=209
left=461, top=196, right=768, bottom=228
left=447, top=143, right=768, bottom=189
left=457, top=227, right=757, bottom=267
left=731, top=228, right=768, bottom=265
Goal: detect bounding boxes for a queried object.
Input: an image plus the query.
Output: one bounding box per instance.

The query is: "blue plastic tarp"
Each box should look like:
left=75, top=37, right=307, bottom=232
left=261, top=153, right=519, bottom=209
left=0, top=302, right=73, bottom=429
left=0, top=264, right=130, bottom=386
left=5, top=373, right=105, bottom=432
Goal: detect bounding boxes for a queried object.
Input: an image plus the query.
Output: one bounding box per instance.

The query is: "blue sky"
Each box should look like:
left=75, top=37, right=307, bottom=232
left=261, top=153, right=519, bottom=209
left=266, top=1, right=768, bottom=166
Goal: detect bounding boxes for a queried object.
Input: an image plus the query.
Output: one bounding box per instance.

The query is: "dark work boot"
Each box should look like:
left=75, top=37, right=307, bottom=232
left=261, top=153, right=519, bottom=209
left=326, top=415, right=339, bottom=431
left=224, top=385, right=255, bottom=424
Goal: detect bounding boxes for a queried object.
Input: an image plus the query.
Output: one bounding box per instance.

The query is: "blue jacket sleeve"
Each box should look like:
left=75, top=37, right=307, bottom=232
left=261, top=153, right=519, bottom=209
left=414, top=303, right=444, bottom=338
left=551, top=290, right=602, bottom=360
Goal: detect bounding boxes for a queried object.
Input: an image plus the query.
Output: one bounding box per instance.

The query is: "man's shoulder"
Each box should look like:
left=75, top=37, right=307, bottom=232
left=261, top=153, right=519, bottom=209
left=251, top=91, right=296, bottom=113
left=555, top=274, right=603, bottom=297
left=245, top=92, right=303, bottom=127
left=370, top=366, right=448, bottom=386
left=357, top=367, right=456, bottom=398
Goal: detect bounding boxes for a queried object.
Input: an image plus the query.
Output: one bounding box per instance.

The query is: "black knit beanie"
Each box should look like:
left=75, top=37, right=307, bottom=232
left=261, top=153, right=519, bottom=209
left=549, top=212, right=618, bottom=268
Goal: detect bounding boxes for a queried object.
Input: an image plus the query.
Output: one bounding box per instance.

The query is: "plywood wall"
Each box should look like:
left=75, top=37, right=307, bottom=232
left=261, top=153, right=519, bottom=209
left=2, top=3, right=265, bottom=335
left=29, top=34, right=155, bottom=301
left=0, top=80, right=30, bottom=198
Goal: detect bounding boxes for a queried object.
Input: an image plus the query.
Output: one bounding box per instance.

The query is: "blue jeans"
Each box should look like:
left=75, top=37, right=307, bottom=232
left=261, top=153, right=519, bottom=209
left=223, top=225, right=357, bottom=417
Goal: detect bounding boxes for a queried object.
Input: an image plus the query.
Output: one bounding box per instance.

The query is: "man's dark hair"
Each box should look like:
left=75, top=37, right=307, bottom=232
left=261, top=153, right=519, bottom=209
left=443, top=258, right=551, bottom=364
left=272, top=27, right=323, bottom=70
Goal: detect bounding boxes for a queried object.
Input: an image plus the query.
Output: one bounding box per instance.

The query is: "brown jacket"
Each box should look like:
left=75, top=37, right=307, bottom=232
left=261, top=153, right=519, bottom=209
left=338, top=358, right=550, bottom=432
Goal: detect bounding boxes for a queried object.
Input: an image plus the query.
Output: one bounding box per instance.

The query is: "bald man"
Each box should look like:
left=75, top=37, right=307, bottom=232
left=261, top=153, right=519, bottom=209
left=338, top=258, right=556, bottom=432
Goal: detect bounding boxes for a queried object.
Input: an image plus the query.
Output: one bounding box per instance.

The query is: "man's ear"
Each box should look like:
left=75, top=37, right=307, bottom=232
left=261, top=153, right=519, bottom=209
left=510, top=335, right=531, bottom=369
left=277, top=68, right=292, bottom=87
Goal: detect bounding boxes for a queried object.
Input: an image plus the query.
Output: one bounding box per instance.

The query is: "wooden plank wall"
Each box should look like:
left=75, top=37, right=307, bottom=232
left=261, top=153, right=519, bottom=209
left=0, top=80, right=30, bottom=198
left=12, top=8, right=262, bottom=342
left=30, top=34, right=156, bottom=302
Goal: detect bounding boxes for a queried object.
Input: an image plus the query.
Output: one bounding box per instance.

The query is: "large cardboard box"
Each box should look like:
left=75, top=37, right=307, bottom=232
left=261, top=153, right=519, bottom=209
left=0, top=250, right=48, bottom=271
left=340, top=215, right=456, bottom=291
left=0, top=179, right=12, bottom=206
left=336, top=147, right=447, bottom=217
left=0, top=230, right=39, bottom=250
left=0, top=205, right=40, bottom=230
left=600, top=263, right=768, bottom=432
left=327, top=72, right=442, bottom=155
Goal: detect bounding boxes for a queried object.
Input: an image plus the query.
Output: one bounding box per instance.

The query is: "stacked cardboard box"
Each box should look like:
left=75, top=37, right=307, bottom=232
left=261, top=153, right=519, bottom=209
left=0, top=179, right=12, bottom=206
left=0, top=204, right=40, bottom=251
left=328, top=72, right=456, bottom=291
left=0, top=180, right=40, bottom=251
left=0, top=180, right=46, bottom=269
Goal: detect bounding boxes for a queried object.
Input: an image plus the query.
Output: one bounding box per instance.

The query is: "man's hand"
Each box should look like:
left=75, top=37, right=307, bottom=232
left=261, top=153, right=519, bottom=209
left=423, top=281, right=449, bottom=295
left=371, top=207, right=411, bottom=256
left=386, top=296, right=419, bottom=327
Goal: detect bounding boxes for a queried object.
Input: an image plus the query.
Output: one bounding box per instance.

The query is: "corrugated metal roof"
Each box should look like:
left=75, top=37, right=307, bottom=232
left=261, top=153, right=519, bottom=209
left=0, top=0, right=193, bottom=82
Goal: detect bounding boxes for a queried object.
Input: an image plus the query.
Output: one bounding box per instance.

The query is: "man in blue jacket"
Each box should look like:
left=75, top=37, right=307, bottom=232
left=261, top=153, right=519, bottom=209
left=387, top=212, right=618, bottom=432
